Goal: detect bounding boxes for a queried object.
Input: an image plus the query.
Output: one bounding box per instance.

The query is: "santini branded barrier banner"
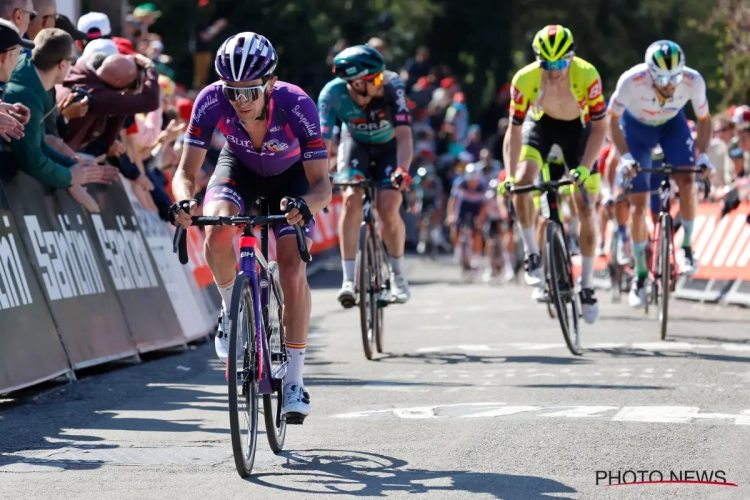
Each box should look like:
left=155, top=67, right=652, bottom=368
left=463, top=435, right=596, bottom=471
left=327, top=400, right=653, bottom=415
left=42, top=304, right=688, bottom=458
left=0, top=182, right=72, bottom=393
left=0, top=173, right=215, bottom=394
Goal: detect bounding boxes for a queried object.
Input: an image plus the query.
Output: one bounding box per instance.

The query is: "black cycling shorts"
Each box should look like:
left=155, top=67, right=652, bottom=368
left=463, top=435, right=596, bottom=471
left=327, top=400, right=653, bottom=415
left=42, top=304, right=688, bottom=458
left=204, top=145, right=315, bottom=241
left=520, top=114, right=598, bottom=174
left=337, top=130, right=398, bottom=190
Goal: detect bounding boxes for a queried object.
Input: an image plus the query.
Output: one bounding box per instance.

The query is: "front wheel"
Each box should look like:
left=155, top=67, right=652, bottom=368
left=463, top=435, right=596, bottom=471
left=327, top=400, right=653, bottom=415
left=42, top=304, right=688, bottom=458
left=263, top=262, right=287, bottom=453
left=659, top=214, right=672, bottom=340
left=227, top=274, right=259, bottom=477
left=546, top=223, right=582, bottom=356
left=356, top=223, right=377, bottom=360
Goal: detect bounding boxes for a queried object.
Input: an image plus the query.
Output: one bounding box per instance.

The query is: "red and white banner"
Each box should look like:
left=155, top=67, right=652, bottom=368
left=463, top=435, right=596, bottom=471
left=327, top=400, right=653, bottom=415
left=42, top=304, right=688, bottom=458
left=572, top=202, right=750, bottom=282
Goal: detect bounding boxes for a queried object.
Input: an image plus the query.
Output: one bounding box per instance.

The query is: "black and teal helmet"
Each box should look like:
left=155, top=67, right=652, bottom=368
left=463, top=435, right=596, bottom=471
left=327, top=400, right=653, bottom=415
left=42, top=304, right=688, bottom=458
left=332, top=45, right=385, bottom=81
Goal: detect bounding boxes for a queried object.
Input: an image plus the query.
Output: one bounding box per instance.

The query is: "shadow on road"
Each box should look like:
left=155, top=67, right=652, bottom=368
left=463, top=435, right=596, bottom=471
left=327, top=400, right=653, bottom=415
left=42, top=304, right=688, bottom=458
left=586, top=347, right=750, bottom=363
left=251, top=449, right=576, bottom=499
left=519, top=383, right=668, bottom=390
left=0, top=346, right=230, bottom=472
left=375, top=352, right=592, bottom=366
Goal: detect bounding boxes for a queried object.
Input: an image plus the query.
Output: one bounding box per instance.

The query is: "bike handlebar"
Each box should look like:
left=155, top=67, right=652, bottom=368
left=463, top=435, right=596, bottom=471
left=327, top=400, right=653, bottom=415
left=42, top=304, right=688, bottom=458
left=507, top=178, right=576, bottom=195
left=172, top=213, right=312, bottom=265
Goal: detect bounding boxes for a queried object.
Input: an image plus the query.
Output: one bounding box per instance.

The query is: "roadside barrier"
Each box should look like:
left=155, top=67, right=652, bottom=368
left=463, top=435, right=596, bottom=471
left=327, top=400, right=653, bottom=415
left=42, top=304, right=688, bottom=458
left=0, top=172, right=346, bottom=395
left=572, top=202, right=750, bottom=304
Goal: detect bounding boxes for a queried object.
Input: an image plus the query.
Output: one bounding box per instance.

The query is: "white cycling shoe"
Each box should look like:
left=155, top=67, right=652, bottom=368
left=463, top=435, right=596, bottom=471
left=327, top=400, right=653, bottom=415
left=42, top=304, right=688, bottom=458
left=282, top=383, right=311, bottom=424
left=337, top=281, right=356, bottom=308
left=629, top=283, right=647, bottom=309
left=214, top=310, right=231, bottom=363
left=391, top=273, right=411, bottom=304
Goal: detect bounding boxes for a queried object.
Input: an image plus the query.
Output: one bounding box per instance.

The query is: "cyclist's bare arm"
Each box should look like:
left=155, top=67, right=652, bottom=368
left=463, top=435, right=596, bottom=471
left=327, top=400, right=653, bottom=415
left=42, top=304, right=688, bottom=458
left=581, top=118, right=607, bottom=170
left=605, top=145, right=620, bottom=188
left=394, top=125, right=414, bottom=169
left=324, top=139, right=337, bottom=172
left=607, top=111, right=629, bottom=157
left=172, top=144, right=209, bottom=201
left=506, top=124, right=523, bottom=177
left=695, top=115, right=712, bottom=155
left=302, top=158, right=333, bottom=213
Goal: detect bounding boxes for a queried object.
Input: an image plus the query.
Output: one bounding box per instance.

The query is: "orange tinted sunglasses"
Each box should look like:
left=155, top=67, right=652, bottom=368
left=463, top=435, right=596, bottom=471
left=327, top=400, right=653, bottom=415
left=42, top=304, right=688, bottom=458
left=360, top=72, right=384, bottom=86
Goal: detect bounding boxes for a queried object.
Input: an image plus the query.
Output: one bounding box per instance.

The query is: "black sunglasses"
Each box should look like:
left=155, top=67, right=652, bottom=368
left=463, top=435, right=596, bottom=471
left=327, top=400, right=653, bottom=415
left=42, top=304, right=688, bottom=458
left=17, top=8, right=37, bottom=21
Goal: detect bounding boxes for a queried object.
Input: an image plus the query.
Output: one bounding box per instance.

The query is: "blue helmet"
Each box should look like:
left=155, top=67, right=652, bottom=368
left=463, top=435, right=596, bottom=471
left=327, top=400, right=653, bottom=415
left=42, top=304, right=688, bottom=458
left=215, top=32, right=278, bottom=82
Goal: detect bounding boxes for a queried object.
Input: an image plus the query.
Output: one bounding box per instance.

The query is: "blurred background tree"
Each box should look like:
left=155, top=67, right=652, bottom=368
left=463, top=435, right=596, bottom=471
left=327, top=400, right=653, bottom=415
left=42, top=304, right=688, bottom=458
left=131, top=0, right=746, bottom=116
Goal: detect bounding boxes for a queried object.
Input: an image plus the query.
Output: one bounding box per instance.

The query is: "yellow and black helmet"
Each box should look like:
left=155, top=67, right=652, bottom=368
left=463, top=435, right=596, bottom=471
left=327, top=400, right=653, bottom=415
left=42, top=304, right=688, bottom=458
left=532, top=25, right=575, bottom=61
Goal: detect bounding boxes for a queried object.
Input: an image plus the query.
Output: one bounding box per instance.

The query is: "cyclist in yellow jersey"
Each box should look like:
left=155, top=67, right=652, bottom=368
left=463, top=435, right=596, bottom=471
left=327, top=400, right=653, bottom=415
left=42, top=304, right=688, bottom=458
left=501, top=24, right=607, bottom=324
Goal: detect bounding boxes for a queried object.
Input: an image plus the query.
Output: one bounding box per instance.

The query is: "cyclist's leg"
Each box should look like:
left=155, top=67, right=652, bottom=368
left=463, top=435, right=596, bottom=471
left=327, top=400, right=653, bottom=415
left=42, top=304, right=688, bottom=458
left=660, top=110, right=699, bottom=275
left=516, top=115, right=549, bottom=286
left=374, top=141, right=410, bottom=302
left=614, top=112, right=655, bottom=267
left=267, top=162, right=316, bottom=415
left=203, top=146, right=254, bottom=362
left=336, top=131, right=369, bottom=301
left=618, top=113, right=657, bottom=307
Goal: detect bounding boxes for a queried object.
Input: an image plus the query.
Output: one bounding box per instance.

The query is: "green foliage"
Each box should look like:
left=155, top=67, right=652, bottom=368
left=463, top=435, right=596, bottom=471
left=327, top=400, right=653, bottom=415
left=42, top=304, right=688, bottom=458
left=145, top=0, right=743, bottom=117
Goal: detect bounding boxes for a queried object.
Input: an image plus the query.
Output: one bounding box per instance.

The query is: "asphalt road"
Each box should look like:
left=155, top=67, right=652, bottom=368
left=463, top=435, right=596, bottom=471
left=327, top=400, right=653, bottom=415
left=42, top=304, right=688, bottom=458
left=2, top=255, right=750, bottom=500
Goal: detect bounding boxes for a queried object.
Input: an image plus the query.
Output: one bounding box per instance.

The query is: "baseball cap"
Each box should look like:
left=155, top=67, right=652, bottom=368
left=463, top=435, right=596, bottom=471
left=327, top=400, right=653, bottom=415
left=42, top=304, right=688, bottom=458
left=0, top=19, right=34, bottom=52
left=55, top=14, right=87, bottom=41
left=133, top=3, right=162, bottom=17
left=113, top=37, right=136, bottom=55
left=731, top=105, right=750, bottom=126
left=78, top=12, right=112, bottom=40
left=176, top=98, right=193, bottom=121
left=83, top=38, right=119, bottom=58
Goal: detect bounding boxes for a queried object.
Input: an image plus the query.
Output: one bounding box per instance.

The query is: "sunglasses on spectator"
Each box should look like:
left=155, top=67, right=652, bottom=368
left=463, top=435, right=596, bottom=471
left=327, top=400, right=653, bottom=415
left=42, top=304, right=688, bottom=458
left=222, top=81, right=269, bottom=102
left=538, top=55, right=572, bottom=71
left=359, top=72, right=384, bottom=86
left=17, top=8, right=36, bottom=21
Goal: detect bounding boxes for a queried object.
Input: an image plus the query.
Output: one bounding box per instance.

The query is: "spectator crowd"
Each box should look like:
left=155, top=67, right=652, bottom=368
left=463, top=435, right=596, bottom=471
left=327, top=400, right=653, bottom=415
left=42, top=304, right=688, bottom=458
left=0, top=1, right=748, bottom=226
left=0, top=1, right=225, bottom=219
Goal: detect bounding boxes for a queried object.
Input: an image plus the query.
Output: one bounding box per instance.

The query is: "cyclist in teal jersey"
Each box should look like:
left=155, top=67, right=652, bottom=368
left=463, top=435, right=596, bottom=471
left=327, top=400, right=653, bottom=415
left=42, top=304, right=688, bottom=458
left=318, top=45, right=414, bottom=306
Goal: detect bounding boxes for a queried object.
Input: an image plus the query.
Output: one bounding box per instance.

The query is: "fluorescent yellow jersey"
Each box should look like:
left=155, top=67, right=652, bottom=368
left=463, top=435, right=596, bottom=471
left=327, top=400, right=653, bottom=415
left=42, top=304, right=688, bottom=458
left=509, top=57, right=607, bottom=126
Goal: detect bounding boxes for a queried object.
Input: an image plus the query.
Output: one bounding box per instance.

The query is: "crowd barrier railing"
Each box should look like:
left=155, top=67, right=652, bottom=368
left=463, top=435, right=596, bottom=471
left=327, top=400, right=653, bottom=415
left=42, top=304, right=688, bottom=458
left=0, top=172, right=346, bottom=395
left=572, top=202, right=750, bottom=304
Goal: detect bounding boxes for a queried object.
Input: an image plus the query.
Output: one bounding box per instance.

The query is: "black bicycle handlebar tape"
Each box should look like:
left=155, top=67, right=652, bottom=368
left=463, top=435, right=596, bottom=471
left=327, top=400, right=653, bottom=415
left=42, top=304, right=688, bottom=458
left=293, top=224, right=312, bottom=263
left=283, top=202, right=312, bottom=263
left=191, top=215, right=223, bottom=225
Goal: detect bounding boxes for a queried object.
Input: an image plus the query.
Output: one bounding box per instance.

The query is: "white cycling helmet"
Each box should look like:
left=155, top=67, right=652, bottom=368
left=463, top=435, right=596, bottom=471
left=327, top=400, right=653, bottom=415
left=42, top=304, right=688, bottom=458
left=645, top=40, right=685, bottom=87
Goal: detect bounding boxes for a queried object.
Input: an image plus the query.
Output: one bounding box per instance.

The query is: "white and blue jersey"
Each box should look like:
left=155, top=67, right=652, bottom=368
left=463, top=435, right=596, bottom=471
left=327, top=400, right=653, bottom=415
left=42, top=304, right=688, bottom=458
left=609, top=63, right=710, bottom=193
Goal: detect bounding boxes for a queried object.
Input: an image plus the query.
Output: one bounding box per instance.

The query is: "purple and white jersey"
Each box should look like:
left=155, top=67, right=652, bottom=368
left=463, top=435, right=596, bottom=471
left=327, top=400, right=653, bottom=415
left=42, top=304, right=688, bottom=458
left=185, top=80, right=328, bottom=176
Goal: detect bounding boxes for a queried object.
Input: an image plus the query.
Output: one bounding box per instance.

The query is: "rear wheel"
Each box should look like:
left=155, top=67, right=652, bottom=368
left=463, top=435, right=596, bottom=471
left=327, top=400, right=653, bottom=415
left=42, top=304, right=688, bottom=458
left=263, top=262, right=287, bottom=453
left=659, top=214, right=672, bottom=340
left=227, top=274, right=259, bottom=478
left=546, top=223, right=582, bottom=355
left=357, top=223, right=377, bottom=360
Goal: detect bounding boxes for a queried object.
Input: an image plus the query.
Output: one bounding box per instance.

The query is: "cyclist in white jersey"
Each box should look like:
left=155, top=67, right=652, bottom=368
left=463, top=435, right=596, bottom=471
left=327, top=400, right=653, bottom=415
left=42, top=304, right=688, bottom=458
left=607, top=40, right=713, bottom=308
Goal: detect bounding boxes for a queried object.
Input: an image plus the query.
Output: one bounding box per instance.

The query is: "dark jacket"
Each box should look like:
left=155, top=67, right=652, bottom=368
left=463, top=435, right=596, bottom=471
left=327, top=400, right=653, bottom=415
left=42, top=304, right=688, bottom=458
left=3, top=55, right=74, bottom=189
left=56, top=60, right=160, bottom=151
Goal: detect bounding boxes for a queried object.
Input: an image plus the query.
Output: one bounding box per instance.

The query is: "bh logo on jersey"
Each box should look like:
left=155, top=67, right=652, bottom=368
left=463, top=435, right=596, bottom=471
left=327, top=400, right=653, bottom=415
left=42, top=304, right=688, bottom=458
left=266, top=139, right=288, bottom=152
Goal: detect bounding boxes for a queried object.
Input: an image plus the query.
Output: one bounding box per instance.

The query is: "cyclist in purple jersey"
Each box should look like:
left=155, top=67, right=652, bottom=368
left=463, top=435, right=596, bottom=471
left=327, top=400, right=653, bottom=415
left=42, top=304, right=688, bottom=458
left=170, top=32, right=331, bottom=421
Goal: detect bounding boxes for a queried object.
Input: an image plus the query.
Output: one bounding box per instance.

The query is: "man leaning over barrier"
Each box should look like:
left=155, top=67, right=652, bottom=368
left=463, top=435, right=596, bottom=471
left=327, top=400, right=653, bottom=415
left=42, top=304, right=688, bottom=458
left=1, top=28, right=119, bottom=212
left=0, top=19, right=30, bottom=141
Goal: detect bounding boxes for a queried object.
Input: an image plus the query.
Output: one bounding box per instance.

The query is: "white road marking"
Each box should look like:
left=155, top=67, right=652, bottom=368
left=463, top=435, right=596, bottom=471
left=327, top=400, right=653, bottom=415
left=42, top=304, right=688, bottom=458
left=333, top=403, right=750, bottom=426
left=416, top=343, right=750, bottom=353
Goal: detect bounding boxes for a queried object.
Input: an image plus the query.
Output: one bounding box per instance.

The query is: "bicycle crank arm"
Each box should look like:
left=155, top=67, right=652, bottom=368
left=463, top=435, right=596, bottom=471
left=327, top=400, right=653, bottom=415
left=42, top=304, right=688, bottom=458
left=271, top=361, right=288, bottom=381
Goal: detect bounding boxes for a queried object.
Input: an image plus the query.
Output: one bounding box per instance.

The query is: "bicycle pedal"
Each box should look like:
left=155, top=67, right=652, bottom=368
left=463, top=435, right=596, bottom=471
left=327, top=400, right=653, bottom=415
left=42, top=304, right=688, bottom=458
left=339, top=297, right=356, bottom=309
left=284, top=413, right=307, bottom=425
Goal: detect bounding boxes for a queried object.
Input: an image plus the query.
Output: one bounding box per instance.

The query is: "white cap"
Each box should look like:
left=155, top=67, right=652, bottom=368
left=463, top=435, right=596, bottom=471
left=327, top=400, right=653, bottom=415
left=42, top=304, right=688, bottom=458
left=82, top=38, right=118, bottom=58
left=77, top=12, right=111, bottom=39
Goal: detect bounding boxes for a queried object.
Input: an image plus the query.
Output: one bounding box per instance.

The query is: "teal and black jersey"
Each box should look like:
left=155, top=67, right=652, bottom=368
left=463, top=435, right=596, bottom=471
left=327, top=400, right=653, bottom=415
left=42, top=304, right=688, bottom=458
left=317, top=70, right=411, bottom=144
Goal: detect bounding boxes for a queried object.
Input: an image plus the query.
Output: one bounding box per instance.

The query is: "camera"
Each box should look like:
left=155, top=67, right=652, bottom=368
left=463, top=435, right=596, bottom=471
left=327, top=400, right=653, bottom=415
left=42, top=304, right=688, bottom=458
left=70, top=86, right=94, bottom=108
